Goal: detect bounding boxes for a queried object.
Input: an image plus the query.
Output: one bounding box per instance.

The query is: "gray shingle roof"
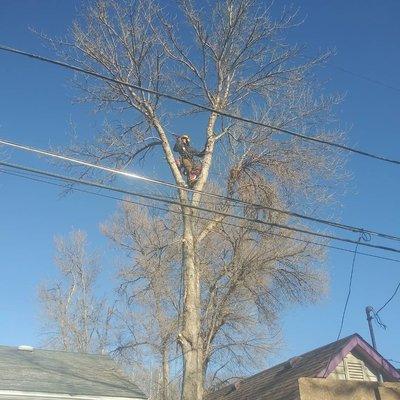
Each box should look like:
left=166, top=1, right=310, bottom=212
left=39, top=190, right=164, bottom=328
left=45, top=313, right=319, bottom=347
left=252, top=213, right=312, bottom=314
left=0, top=345, right=146, bottom=399
left=206, top=334, right=358, bottom=400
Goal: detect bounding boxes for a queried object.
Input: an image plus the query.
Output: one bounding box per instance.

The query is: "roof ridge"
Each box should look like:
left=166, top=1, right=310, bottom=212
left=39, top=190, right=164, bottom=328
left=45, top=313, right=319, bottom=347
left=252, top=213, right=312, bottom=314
left=248, top=333, right=359, bottom=378
left=0, top=344, right=110, bottom=358
left=291, top=333, right=359, bottom=359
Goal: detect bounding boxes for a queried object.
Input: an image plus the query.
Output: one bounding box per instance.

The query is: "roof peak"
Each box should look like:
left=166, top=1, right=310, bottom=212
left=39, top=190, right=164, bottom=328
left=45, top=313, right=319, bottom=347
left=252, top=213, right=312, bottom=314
left=316, top=334, right=400, bottom=380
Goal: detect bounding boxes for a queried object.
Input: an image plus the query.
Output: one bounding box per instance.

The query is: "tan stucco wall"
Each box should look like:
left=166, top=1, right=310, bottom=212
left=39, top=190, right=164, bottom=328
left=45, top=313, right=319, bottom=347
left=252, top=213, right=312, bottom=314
left=299, top=378, right=400, bottom=400
left=379, top=382, right=400, bottom=400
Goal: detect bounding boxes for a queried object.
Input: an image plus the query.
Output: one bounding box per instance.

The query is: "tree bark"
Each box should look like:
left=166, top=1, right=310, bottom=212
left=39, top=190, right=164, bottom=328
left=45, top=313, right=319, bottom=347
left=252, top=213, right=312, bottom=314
left=177, top=111, right=218, bottom=400
left=179, top=209, right=203, bottom=400
left=161, top=345, right=170, bottom=400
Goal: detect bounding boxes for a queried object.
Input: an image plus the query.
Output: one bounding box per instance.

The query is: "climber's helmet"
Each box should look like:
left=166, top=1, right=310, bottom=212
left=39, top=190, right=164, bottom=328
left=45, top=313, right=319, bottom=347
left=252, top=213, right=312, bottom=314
left=181, top=134, right=190, bottom=143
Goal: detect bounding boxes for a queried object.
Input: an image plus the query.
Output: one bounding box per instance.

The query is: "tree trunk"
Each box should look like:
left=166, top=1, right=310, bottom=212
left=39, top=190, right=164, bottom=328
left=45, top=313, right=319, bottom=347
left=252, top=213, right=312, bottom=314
left=179, top=210, right=203, bottom=400
left=178, top=111, right=217, bottom=400
left=161, top=346, right=170, bottom=400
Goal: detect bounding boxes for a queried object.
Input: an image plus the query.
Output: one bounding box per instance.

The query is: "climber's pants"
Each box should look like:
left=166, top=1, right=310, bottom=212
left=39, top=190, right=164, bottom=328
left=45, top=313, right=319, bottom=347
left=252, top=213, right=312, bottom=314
left=181, top=157, right=193, bottom=174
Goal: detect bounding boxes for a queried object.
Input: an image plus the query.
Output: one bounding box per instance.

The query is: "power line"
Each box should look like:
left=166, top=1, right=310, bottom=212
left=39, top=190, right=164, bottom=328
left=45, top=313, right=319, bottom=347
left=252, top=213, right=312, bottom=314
left=330, top=64, right=400, bottom=94
left=0, top=159, right=362, bottom=246
left=0, top=138, right=179, bottom=191
left=1, top=137, right=400, bottom=244
left=336, top=235, right=364, bottom=341
left=2, top=166, right=400, bottom=264
left=2, top=159, right=400, bottom=257
left=0, top=168, right=179, bottom=219
left=369, top=279, right=400, bottom=330
left=376, top=280, right=400, bottom=315
left=1, top=158, right=398, bottom=253
left=1, top=44, right=400, bottom=166
left=322, top=234, right=364, bottom=378
left=303, top=54, right=400, bottom=93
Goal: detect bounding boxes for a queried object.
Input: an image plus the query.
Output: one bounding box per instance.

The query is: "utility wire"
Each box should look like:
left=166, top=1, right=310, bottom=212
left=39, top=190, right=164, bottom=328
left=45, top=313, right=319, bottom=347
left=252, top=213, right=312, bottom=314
left=336, top=234, right=366, bottom=341
left=302, top=53, right=400, bottom=93
left=0, top=138, right=179, bottom=191
left=2, top=159, right=400, bottom=257
left=1, top=45, right=400, bottom=166
left=368, top=273, right=400, bottom=330
left=376, top=280, right=400, bottom=315
left=0, top=168, right=180, bottom=219
left=1, top=137, right=400, bottom=244
left=321, top=233, right=365, bottom=378
left=2, top=166, right=400, bottom=265
left=331, top=64, right=400, bottom=94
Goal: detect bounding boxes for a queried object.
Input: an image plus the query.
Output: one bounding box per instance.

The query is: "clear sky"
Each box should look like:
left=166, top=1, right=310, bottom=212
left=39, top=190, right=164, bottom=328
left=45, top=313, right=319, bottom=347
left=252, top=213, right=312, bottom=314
left=0, top=0, right=399, bottom=370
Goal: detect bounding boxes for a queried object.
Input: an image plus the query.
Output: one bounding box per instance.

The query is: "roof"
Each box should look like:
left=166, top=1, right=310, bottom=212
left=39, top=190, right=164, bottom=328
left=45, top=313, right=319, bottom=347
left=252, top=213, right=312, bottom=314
left=0, top=345, right=146, bottom=399
left=206, top=333, right=400, bottom=400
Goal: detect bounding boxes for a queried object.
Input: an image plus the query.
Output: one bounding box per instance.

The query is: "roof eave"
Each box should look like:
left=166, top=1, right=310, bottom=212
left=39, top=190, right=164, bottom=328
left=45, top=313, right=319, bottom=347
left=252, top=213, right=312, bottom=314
left=0, top=390, right=147, bottom=400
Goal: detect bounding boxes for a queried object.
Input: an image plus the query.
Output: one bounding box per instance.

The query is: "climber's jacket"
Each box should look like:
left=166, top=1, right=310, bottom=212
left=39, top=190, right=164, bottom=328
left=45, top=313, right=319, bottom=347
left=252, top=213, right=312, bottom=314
left=173, top=138, right=206, bottom=160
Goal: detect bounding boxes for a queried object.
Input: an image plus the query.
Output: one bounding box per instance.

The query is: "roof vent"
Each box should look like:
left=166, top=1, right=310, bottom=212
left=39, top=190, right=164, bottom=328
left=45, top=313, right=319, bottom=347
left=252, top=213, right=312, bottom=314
left=288, top=356, right=302, bottom=368
left=345, top=360, right=365, bottom=381
left=18, top=345, right=34, bottom=352
left=227, top=380, right=242, bottom=394
left=234, top=380, right=242, bottom=390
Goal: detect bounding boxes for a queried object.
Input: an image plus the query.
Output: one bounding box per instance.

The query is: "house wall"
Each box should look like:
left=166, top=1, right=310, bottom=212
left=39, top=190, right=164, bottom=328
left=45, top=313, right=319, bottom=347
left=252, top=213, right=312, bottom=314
left=378, top=383, right=400, bottom=400
left=299, top=378, right=400, bottom=400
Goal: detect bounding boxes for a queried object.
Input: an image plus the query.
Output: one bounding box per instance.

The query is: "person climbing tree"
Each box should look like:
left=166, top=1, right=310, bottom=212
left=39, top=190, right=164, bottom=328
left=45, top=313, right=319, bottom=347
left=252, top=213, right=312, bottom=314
left=173, top=134, right=205, bottom=186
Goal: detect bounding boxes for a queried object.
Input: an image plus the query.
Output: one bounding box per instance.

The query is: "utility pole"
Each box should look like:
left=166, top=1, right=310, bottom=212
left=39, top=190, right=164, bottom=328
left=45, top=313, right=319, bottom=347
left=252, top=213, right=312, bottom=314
left=365, top=306, right=383, bottom=383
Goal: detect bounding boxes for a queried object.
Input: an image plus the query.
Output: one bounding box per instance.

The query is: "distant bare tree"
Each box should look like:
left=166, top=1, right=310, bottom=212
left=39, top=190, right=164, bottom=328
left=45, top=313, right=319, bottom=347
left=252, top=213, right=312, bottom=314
left=105, top=205, right=179, bottom=400
left=39, top=230, right=114, bottom=353
left=43, top=1, right=346, bottom=398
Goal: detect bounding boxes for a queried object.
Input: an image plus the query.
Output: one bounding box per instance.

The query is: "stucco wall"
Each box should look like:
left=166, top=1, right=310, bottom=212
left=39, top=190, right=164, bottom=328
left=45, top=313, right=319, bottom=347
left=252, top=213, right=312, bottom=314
left=379, top=383, right=400, bottom=400
left=299, top=377, right=400, bottom=400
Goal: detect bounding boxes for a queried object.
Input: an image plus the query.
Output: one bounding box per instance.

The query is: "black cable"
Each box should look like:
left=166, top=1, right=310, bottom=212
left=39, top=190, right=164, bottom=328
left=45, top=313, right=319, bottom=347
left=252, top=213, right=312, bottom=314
left=0, top=163, right=400, bottom=263
left=2, top=167, right=400, bottom=264
left=331, top=64, right=400, bottom=93
left=321, top=234, right=365, bottom=378
left=2, top=137, right=400, bottom=243
left=3, top=160, right=400, bottom=255
left=366, top=279, right=400, bottom=330
left=302, top=53, right=400, bottom=94
left=1, top=45, right=400, bottom=166
left=336, top=234, right=366, bottom=341
left=372, top=309, right=387, bottom=330
left=159, top=190, right=400, bottom=243
left=376, top=281, right=400, bottom=315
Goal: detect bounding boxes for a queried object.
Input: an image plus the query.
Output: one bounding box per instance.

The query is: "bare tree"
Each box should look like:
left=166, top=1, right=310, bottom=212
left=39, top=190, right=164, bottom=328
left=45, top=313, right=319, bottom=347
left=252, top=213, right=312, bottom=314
left=39, top=230, right=114, bottom=353
left=104, top=204, right=180, bottom=400
left=44, top=1, right=346, bottom=398
left=102, top=194, right=327, bottom=395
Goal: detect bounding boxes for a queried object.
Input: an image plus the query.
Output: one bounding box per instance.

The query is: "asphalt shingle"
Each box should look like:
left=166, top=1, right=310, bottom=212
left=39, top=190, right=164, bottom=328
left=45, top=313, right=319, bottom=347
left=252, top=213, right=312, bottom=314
left=206, top=334, right=357, bottom=400
left=0, top=345, right=146, bottom=399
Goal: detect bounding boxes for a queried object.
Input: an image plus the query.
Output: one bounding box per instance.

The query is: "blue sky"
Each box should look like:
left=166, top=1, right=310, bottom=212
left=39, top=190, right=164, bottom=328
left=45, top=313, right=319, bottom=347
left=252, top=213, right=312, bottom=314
left=0, top=0, right=399, bottom=369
